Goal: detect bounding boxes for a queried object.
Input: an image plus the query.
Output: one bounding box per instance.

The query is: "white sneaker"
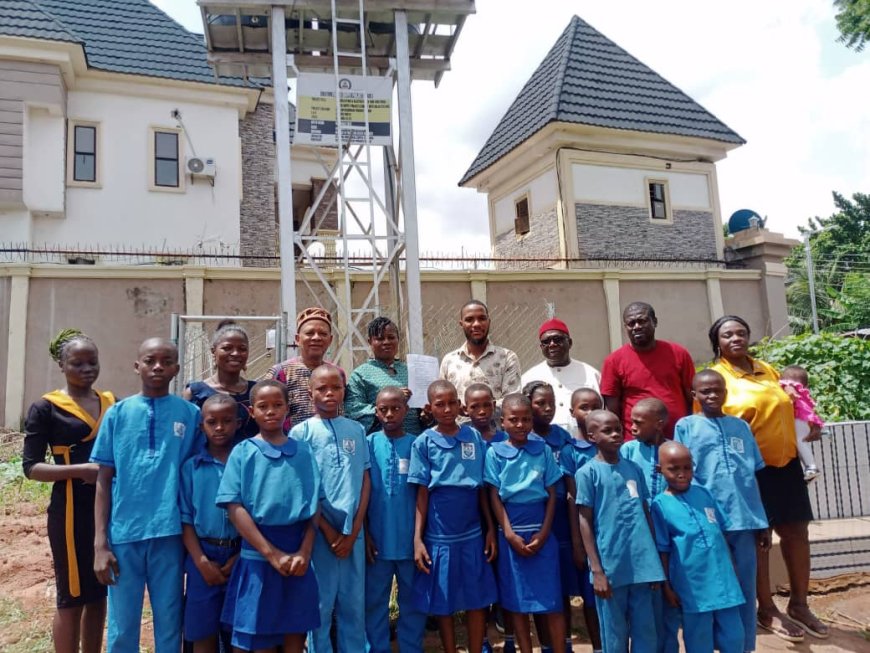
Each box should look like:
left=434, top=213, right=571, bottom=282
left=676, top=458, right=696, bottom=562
left=804, top=466, right=820, bottom=482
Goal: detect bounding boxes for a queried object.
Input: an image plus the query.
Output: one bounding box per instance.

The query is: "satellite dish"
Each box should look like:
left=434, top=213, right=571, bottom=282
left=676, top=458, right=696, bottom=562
left=728, top=209, right=765, bottom=234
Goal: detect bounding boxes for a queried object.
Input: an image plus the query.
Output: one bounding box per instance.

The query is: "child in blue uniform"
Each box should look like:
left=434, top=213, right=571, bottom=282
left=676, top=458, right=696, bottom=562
left=464, top=383, right=508, bottom=447
left=620, top=398, right=678, bottom=653
left=576, top=410, right=665, bottom=653
left=91, top=338, right=200, bottom=653
left=409, top=379, right=497, bottom=653
left=464, top=383, right=507, bottom=653
left=523, top=381, right=572, bottom=653
left=218, top=379, right=321, bottom=652
left=364, top=386, right=426, bottom=653
left=291, top=365, right=371, bottom=653
left=560, top=387, right=603, bottom=653
left=651, top=442, right=746, bottom=653
left=674, top=370, right=770, bottom=652
left=180, top=394, right=241, bottom=652
left=485, top=393, right=566, bottom=653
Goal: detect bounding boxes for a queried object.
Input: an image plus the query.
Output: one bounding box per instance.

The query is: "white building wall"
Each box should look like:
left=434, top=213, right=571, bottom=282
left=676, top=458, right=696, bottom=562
left=571, top=163, right=711, bottom=209
left=492, top=167, right=557, bottom=236
left=31, top=90, right=244, bottom=252
left=23, top=107, right=65, bottom=216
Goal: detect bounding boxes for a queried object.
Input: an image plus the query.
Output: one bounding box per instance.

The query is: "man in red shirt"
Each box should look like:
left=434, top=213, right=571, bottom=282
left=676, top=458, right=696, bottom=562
left=600, top=302, right=694, bottom=439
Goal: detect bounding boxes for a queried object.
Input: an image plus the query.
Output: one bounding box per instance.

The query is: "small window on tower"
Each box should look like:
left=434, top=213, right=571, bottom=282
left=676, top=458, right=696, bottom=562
left=514, top=195, right=530, bottom=235
left=647, top=180, right=672, bottom=222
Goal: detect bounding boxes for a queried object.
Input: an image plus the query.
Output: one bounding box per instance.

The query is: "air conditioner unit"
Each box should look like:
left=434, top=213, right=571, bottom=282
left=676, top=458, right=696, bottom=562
left=187, top=156, right=216, bottom=178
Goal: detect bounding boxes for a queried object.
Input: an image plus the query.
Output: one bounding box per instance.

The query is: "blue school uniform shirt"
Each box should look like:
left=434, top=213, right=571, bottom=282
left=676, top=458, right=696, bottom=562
left=291, top=416, right=370, bottom=535
left=575, top=457, right=664, bottom=588
left=620, top=439, right=665, bottom=500
left=481, top=429, right=508, bottom=449
left=484, top=439, right=563, bottom=503
left=674, top=414, right=768, bottom=531
left=179, top=444, right=238, bottom=541
left=367, top=431, right=416, bottom=560
left=90, top=394, right=200, bottom=545
left=530, top=425, right=571, bottom=498
left=408, top=425, right=486, bottom=489
left=650, top=485, right=745, bottom=613
left=559, top=437, right=597, bottom=479
left=216, top=437, right=320, bottom=560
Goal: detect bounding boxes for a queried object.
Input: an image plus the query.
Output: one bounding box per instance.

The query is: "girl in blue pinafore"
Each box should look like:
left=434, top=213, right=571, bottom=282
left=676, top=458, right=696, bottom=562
left=408, top=380, right=497, bottom=653
left=523, top=381, right=573, bottom=652
left=486, top=393, right=567, bottom=653
left=216, top=380, right=321, bottom=652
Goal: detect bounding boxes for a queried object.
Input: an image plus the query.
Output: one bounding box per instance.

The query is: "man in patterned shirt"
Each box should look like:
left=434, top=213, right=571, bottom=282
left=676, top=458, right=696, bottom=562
left=439, top=300, right=521, bottom=406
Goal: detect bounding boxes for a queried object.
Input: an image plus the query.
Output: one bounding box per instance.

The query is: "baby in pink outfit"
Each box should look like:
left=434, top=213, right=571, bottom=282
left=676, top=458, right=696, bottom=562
left=780, top=365, right=823, bottom=481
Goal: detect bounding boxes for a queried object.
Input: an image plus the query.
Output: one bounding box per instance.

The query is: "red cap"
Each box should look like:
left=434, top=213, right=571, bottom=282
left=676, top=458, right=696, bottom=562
left=538, top=318, right=570, bottom=339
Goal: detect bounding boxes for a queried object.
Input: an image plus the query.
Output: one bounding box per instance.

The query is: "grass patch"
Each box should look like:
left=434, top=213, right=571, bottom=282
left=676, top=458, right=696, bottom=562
left=0, top=597, right=52, bottom=653
left=0, top=458, right=52, bottom=512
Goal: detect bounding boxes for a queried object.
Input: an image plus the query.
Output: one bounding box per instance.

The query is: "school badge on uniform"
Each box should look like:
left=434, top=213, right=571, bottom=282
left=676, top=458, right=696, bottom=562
left=730, top=437, right=745, bottom=454
left=461, top=442, right=476, bottom=460
left=173, top=422, right=186, bottom=438
left=704, top=507, right=718, bottom=524
left=342, top=438, right=356, bottom=455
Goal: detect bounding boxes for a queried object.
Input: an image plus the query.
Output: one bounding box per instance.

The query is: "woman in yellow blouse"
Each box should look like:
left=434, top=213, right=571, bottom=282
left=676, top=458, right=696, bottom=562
left=708, top=315, right=826, bottom=642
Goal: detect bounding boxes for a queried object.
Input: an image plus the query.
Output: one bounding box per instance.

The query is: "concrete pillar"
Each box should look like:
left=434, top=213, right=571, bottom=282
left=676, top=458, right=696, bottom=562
left=705, top=270, right=725, bottom=324
left=183, top=267, right=206, bottom=380
left=470, top=277, right=487, bottom=305
left=4, top=267, right=30, bottom=428
left=603, top=272, right=622, bottom=351
left=725, top=229, right=799, bottom=338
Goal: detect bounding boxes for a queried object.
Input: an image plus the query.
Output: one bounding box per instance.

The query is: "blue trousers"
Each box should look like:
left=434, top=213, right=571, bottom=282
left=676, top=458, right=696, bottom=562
left=365, top=557, right=425, bottom=653
left=724, top=530, right=757, bottom=652
left=682, top=606, right=743, bottom=653
left=107, top=536, right=184, bottom=653
left=595, top=583, right=658, bottom=653
left=652, top=587, right=681, bottom=653
left=310, top=532, right=366, bottom=653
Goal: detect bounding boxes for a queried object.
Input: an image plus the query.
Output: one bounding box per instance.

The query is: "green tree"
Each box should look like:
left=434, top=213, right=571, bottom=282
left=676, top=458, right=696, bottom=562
left=752, top=333, right=870, bottom=422
left=834, top=0, right=870, bottom=51
left=785, top=191, right=870, bottom=332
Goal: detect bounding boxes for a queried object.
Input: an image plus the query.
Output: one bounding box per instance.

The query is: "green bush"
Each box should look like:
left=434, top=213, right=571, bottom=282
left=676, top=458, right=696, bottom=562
left=751, top=333, right=870, bottom=422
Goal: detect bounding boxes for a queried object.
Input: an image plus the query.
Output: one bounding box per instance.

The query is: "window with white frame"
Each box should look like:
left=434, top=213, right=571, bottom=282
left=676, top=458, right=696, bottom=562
left=151, top=128, right=182, bottom=190
left=647, top=179, right=672, bottom=222
left=67, top=121, right=100, bottom=186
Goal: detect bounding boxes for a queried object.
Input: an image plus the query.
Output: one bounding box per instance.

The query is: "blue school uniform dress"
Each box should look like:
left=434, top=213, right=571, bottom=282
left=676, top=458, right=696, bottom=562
left=179, top=445, right=240, bottom=642
left=530, top=425, right=573, bottom=596
left=674, top=414, right=768, bottom=652
left=651, top=485, right=746, bottom=653
left=408, top=425, right=498, bottom=615
left=292, top=416, right=370, bottom=653
left=559, top=437, right=597, bottom=602
left=620, top=439, right=679, bottom=653
left=575, top=457, right=665, bottom=653
left=485, top=439, right=563, bottom=613
left=90, top=394, right=200, bottom=653
left=365, top=431, right=425, bottom=653
left=216, top=437, right=321, bottom=650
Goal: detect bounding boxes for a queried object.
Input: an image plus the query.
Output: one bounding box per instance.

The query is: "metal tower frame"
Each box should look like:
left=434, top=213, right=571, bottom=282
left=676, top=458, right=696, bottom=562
left=198, top=1, right=474, bottom=367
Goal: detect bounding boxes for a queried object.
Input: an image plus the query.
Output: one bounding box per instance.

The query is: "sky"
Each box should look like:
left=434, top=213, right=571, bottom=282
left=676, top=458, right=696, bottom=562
left=156, top=0, right=870, bottom=255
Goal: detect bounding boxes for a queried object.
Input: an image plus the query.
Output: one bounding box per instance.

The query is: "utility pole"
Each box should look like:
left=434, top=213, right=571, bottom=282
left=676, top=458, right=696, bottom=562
left=804, top=237, right=820, bottom=334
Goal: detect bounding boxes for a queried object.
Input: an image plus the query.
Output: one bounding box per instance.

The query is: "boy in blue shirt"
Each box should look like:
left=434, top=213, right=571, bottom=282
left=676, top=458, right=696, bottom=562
left=576, top=410, right=664, bottom=653
left=651, top=442, right=746, bottom=653
left=620, top=397, right=678, bottom=653
left=464, top=382, right=508, bottom=448
left=674, top=370, right=770, bottom=652
left=292, top=364, right=371, bottom=653
left=364, top=386, right=425, bottom=653
left=92, top=338, right=200, bottom=653
left=180, top=393, right=240, bottom=653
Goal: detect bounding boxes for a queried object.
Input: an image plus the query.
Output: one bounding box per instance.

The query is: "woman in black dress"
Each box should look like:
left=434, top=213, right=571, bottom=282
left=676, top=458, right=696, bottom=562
left=23, top=329, right=115, bottom=653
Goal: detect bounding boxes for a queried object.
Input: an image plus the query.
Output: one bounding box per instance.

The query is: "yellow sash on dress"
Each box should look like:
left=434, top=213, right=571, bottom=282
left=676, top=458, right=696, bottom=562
left=43, top=390, right=115, bottom=598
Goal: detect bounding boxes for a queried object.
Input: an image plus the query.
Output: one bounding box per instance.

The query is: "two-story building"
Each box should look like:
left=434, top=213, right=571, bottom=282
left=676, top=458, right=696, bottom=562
left=460, top=15, right=746, bottom=268
left=0, top=0, right=333, bottom=263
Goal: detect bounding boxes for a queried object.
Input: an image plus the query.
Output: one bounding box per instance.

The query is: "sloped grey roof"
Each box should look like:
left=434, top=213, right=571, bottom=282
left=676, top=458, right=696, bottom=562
left=0, top=0, right=258, bottom=88
left=460, top=15, right=745, bottom=185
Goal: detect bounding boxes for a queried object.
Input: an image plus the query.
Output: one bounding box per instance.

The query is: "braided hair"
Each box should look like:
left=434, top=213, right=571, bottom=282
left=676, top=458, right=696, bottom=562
left=49, top=328, right=96, bottom=363
left=367, top=316, right=397, bottom=340
left=708, top=315, right=751, bottom=357
left=211, top=320, right=249, bottom=349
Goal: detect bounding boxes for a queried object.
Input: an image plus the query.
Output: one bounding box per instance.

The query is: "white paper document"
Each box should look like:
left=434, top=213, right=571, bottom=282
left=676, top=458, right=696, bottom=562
left=406, top=354, right=440, bottom=408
